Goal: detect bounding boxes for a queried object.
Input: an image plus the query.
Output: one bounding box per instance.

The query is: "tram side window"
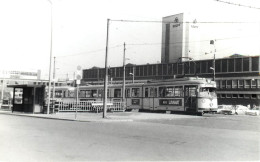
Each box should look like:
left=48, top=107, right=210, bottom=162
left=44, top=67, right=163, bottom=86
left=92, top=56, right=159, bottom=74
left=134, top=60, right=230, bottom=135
left=68, top=90, right=75, bottom=98
left=149, top=87, right=157, bottom=97
left=159, top=87, right=166, bottom=97
left=92, top=90, right=98, bottom=97
left=175, top=86, right=183, bottom=97
left=131, top=88, right=140, bottom=97
left=114, top=89, right=121, bottom=98
left=189, top=87, right=197, bottom=97
left=85, top=90, right=91, bottom=97
left=79, top=90, right=86, bottom=98
left=55, top=90, right=63, bottom=98
left=84, top=90, right=98, bottom=97
left=97, top=89, right=103, bottom=97
left=166, top=87, right=174, bottom=97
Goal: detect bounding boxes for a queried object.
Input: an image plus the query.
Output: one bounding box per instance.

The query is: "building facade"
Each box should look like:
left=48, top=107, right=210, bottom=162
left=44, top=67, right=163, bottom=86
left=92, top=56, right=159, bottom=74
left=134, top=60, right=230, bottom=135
left=161, top=13, right=201, bottom=63
left=82, top=56, right=260, bottom=107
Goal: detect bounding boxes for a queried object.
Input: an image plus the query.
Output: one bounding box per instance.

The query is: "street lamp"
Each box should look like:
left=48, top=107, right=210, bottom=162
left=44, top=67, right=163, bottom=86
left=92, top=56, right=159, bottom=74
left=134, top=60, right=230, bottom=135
left=123, top=43, right=126, bottom=108
left=129, top=67, right=135, bottom=83
left=210, top=40, right=216, bottom=81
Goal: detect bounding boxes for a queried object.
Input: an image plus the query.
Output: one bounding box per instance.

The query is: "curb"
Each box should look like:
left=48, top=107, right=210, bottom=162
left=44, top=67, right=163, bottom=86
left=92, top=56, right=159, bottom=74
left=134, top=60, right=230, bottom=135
left=0, top=111, right=133, bottom=122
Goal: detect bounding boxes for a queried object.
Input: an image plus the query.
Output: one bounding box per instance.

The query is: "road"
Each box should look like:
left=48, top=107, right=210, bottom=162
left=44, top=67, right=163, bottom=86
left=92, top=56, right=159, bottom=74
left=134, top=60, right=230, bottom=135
left=0, top=113, right=259, bottom=161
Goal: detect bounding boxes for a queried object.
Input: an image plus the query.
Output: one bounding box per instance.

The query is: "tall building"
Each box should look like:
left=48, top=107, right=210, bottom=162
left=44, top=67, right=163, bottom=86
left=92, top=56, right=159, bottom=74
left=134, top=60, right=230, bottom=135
left=161, top=13, right=201, bottom=63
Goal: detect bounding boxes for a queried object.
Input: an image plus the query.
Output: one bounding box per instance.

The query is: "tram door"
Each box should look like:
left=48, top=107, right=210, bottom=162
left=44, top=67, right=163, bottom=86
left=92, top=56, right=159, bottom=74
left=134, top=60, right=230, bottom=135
left=184, top=86, right=197, bottom=112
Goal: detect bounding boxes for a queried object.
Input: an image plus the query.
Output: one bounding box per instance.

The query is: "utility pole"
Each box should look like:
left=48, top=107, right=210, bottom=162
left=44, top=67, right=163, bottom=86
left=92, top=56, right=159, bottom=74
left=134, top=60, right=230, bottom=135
left=47, top=0, right=53, bottom=115
left=103, top=19, right=110, bottom=118
left=122, top=42, right=126, bottom=109
left=52, top=57, right=56, bottom=113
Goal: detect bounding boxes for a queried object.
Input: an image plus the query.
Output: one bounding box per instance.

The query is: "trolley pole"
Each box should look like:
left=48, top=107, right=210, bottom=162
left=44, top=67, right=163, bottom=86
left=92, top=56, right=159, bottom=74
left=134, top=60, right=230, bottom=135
left=122, top=42, right=126, bottom=109
left=103, top=19, right=110, bottom=118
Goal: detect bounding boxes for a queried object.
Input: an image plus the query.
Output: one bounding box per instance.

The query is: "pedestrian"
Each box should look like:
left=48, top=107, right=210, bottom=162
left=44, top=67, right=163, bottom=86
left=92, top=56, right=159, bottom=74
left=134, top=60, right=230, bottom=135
left=247, top=104, right=251, bottom=110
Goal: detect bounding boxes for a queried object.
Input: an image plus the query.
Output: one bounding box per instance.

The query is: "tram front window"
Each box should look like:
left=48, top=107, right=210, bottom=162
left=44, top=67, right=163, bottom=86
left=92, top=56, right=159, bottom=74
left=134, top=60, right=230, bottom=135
left=199, top=87, right=216, bottom=97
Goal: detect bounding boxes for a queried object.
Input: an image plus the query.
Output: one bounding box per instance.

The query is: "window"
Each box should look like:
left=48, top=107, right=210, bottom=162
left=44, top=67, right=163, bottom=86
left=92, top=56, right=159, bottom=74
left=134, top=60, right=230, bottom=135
left=126, top=88, right=130, bottom=97
left=226, top=80, right=232, bottom=89
left=79, top=90, right=86, bottom=98
left=238, top=80, right=244, bottom=88
left=114, top=89, right=121, bottom=98
left=175, top=86, right=183, bottom=97
left=232, top=80, right=238, bottom=89
left=221, top=80, right=226, bottom=89
left=68, top=90, right=75, bottom=98
left=244, top=80, right=251, bottom=88
left=55, top=91, right=63, bottom=98
left=226, top=94, right=232, bottom=98
left=238, top=94, right=244, bottom=98
left=166, top=87, right=174, bottom=97
left=149, top=87, right=157, bottom=97
left=185, top=86, right=197, bottom=97
left=232, top=94, right=238, bottom=98
left=131, top=88, right=140, bottom=97
left=244, top=94, right=250, bottom=98
left=145, top=88, right=149, bottom=97
left=97, top=89, right=103, bottom=97
left=221, top=94, right=226, bottom=98
left=251, top=79, right=256, bottom=88
left=159, top=87, right=166, bottom=97
left=252, top=94, right=257, bottom=99
left=216, top=80, right=220, bottom=88
left=14, top=88, right=23, bottom=104
left=82, top=90, right=98, bottom=98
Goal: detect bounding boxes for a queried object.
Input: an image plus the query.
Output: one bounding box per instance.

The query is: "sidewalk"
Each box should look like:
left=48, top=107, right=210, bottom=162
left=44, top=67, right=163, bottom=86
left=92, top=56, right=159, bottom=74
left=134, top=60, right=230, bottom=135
left=0, top=109, right=199, bottom=122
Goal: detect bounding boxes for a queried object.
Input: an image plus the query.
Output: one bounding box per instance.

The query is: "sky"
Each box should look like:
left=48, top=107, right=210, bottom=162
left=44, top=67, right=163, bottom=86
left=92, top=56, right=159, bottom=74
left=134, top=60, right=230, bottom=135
left=0, top=0, right=259, bottom=80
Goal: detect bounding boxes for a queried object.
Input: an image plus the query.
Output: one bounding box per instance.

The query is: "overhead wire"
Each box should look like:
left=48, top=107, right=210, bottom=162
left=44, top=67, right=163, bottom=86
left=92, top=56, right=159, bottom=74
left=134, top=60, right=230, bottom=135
left=213, top=0, right=260, bottom=10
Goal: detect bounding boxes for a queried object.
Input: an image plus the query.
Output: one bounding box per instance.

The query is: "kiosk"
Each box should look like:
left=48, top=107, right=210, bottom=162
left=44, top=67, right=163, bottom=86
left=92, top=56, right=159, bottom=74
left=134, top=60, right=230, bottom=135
left=8, top=85, right=46, bottom=113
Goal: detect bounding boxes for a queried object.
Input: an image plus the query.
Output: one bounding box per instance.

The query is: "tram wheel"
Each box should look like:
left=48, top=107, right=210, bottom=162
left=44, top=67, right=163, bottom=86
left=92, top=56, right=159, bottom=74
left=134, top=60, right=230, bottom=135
left=197, top=112, right=204, bottom=116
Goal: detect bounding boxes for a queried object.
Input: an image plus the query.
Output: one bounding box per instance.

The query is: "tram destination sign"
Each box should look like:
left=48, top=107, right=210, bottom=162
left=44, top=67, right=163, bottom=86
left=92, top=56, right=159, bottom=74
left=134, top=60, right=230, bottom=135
left=159, top=99, right=182, bottom=106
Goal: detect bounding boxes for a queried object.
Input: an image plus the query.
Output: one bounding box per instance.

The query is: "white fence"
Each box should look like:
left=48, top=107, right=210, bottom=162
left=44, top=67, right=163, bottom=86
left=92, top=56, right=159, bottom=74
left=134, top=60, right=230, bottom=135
left=55, top=101, right=125, bottom=113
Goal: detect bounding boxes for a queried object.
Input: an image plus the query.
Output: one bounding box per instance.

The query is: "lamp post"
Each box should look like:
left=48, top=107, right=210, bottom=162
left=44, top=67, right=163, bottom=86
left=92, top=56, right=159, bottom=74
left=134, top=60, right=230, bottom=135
left=122, top=43, right=126, bottom=108
left=210, top=40, right=216, bottom=81
left=47, top=0, right=53, bottom=114
left=52, top=56, right=56, bottom=114
left=129, top=67, right=135, bottom=83
left=103, top=19, right=110, bottom=118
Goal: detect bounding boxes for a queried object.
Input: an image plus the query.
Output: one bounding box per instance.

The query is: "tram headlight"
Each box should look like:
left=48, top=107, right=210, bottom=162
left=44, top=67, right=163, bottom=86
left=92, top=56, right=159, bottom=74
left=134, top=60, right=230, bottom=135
left=201, top=99, right=205, bottom=103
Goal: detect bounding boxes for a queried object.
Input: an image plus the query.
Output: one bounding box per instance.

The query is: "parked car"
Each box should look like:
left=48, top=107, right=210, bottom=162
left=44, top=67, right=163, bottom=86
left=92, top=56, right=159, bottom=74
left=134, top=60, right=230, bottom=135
left=217, top=105, right=233, bottom=114
left=245, top=107, right=260, bottom=116
left=220, top=105, right=249, bottom=115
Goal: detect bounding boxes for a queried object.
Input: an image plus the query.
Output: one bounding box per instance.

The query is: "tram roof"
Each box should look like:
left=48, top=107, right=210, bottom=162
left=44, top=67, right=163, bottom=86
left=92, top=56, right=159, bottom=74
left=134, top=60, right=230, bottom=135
left=78, top=77, right=215, bottom=88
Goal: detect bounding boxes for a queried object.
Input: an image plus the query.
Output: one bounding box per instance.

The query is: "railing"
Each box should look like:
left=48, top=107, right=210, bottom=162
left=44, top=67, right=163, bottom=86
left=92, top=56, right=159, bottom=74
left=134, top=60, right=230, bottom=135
left=56, top=101, right=125, bottom=113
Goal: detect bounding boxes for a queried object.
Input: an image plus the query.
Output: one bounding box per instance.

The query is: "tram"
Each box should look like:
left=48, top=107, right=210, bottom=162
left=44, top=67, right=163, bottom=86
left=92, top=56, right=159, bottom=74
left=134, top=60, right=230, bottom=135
left=52, top=77, right=218, bottom=115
